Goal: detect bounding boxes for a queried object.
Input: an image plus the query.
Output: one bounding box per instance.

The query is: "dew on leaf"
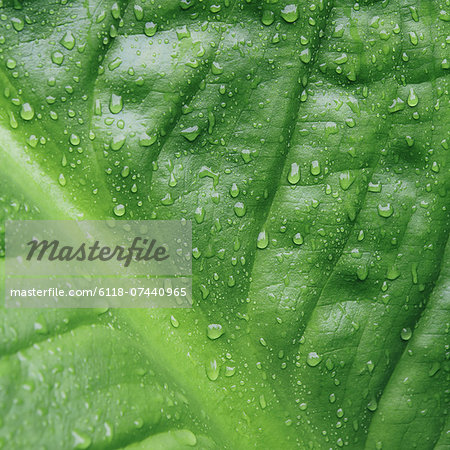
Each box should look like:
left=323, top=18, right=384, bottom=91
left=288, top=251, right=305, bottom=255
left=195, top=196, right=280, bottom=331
left=377, top=203, right=393, bottom=218
left=109, top=94, right=123, bottom=114
left=261, top=10, right=274, bottom=26
left=206, top=359, right=219, bottom=381
left=233, top=202, right=246, bottom=217
left=60, top=31, right=75, bottom=50
left=339, top=170, right=355, bottom=190
left=281, top=4, right=298, bottom=23
left=310, top=160, right=321, bottom=176
left=400, top=327, right=412, bottom=341
left=256, top=230, right=268, bottom=249
left=407, top=88, right=419, bottom=107
left=113, top=204, right=126, bottom=217
left=20, top=103, right=34, bottom=121
left=207, top=324, right=224, bottom=340
left=306, top=352, right=322, bottom=367
left=181, top=126, right=200, bottom=142
left=51, top=51, right=64, bottom=65
left=69, top=134, right=80, bottom=146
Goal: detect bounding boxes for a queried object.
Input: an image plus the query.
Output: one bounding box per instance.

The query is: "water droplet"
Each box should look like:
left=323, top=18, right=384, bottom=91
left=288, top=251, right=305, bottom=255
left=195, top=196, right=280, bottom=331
left=176, top=25, right=190, bottom=40
left=60, top=31, right=75, bottom=50
left=144, top=21, right=157, bottom=37
left=210, top=4, right=221, bottom=13
left=407, top=88, right=418, bottom=107
left=310, top=160, right=321, bottom=176
left=377, top=203, right=393, bottom=218
left=51, top=51, right=64, bottom=65
left=194, top=206, right=205, bottom=224
left=113, top=204, right=126, bottom=217
left=230, top=183, right=239, bottom=198
left=170, top=315, right=179, bottom=328
left=6, top=58, right=17, bottom=69
left=199, top=166, right=219, bottom=187
left=58, top=173, right=66, bottom=186
left=281, top=4, right=299, bottom=23
left=206, top=359, right=219, bottom=381
left=300, top=48, right=311, bottom=64
left=134, top=4, right=144, bottom=20
left=256, top=230, right=269, bottom=249
left=339, top=170, right=355, bottom=190
left=109, top=93, right=123, bottom=114
left=233, top=202, right=246, bottom=217
left=261, top=10, right=274, bottom=26
left=207, top=324, right=224, bottom=340
left=139, top=132, right=157, bottom=147
left=20, top=103, right=34, bottom=121
left=211, top=61, right=223, bottom=75
left=288, top=163, right=300, bottom=184
left=356, top=265, right=368, bottom=281
left=111, top=134, right=126, bottom=151
left=367, top=399, right=378, bottom=412
left=388, top=97, right=405, bottom=113
left=181, top=125, right=200, bottom=142
left=400, top=327, right=412, bottom=341
left=293, top=233, right=303, bottom=245
left=259, top=394, right=267, bottom=409
left=409, top=31, right=418, bottom=45
left=224, top=366, right=235, bottom=377
left=306, top=352, right=322, bottom=367
left=69, top=134, right=80, bottom=146
left=387, top=266, right=401, bottom=280
left=11, top=17, right=24, bottom=31
left=72, top=430, right=92, bottom=449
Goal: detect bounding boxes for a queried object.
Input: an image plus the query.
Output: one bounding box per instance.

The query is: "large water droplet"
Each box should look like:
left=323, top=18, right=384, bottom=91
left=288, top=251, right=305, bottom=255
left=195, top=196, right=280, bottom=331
left=233, top=202, right=246, bottom=217
left=400, top=327, right=412, bottom=341
left=377, top=203, right=393, bottom=218
left=206, top=359, right=220, bottom=381
left=60, top=31, right=75, bottom=50
left=109, top=94, right=123, bottom=114
left=281, top=4, right=299, bottom=23
left=256, top=230, right=269, bottom=249
left=181, top=126, right=200, bottom=142
left=288, top=163, right=300, bottom=184
left=113, top=204, right=126, bottom=217
left=339, top=170, right=355, bottom=190
left=20, top=103, right=34, bottom=121
left=207, top=324, right=224, bottom=340
left=306, top=352, right=322, bottom=367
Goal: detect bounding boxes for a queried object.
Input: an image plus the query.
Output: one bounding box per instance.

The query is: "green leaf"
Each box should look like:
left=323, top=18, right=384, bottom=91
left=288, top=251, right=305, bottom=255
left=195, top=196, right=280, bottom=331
left=0, top=0, right=448, bottom=448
